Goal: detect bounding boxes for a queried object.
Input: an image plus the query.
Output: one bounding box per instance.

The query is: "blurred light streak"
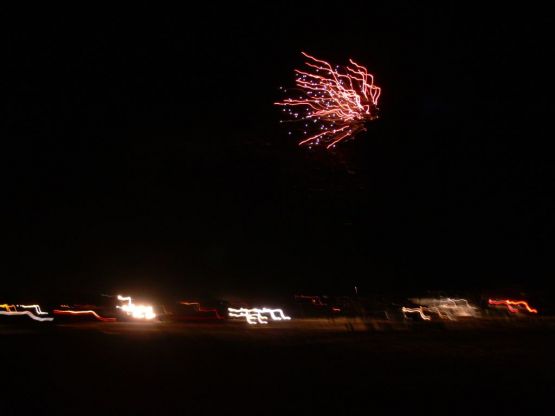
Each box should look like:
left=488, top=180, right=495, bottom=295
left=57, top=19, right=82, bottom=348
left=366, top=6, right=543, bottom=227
left=228, top=307, right=292, bottom=325
left=0, top=311, right=54, bottom=322
left=401, top=307, right=431, bottom=321
left=17, top=304, right=49, bottom=315
left=409, top=297, right=479, bottom=320
left=52, top=309, right=116, bottom=322
left=228, top=308, right=268, bottom=324
left=179, top=301, right=224, bottom=319
left=260, top=308, right=292, bottom=321
left=488, top=299, right=538, bottom=314
left=0, top=304, right=17, bottom=312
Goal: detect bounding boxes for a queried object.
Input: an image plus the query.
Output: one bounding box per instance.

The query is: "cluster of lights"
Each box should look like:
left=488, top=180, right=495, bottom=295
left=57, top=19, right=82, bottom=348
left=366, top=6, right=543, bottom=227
left=275, top=52, right=380, bottom=149
left=116, top=295, right=156, bottom=320
left=228, top=307, right=291, bottom=325
left=488, top=299, right=538, bottom=314
left=0, top=304, right=54, bottom=322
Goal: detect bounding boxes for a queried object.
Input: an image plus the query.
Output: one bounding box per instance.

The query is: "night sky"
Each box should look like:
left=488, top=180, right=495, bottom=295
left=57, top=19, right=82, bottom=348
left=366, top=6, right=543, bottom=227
left=5, top=3, right=554, bottom=300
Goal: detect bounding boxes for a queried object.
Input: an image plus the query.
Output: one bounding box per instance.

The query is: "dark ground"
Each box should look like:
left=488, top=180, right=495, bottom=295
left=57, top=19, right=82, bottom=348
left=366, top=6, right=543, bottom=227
left=2, top=321, right=554, bottom=415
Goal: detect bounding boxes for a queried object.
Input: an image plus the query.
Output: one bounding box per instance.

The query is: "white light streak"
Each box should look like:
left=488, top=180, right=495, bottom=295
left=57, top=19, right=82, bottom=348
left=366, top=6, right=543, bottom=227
left=17, top=304, right=49, bottom=315
left=0, top=311, right=54, bottom=322
left=227, top=307, right=291, bottom=325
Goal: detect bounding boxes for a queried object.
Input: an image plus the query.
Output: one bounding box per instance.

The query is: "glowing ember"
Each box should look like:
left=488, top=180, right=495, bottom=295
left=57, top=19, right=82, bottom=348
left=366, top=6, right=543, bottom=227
left=488, top=299, right=538, bottom=314
left=275, top=52, right=381, bottom=149
left=228, top=307, right=291, bottom=325
left=117, top=295, right=156, bottom=320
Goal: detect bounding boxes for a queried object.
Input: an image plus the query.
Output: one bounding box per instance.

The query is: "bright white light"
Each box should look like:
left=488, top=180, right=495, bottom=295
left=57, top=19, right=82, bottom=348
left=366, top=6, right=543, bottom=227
left=228, top=307, right=291, bottom=325
left=260, top=308, right=292, bottom=321
left=116, top=295, right=156, bottom=320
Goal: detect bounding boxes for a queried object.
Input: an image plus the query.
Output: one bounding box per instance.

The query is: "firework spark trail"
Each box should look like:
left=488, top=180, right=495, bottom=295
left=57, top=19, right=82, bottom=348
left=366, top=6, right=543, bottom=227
left=275, top=52, right=380, bottom=149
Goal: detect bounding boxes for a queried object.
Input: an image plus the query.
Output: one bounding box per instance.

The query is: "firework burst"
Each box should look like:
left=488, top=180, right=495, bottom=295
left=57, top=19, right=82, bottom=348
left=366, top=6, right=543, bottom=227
left=275, top=52, right=381, bottom=149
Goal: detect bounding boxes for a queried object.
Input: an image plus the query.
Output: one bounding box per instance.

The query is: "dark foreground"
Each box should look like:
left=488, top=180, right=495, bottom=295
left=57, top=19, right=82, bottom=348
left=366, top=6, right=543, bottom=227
left=2, top=320, right=554, bottom=415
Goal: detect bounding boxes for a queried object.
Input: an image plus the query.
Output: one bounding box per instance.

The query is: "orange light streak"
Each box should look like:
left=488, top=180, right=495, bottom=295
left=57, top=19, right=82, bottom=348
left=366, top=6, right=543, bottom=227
left=488, top=299, right=538, bottom=314
left=276, top=52, right=380, bottom=149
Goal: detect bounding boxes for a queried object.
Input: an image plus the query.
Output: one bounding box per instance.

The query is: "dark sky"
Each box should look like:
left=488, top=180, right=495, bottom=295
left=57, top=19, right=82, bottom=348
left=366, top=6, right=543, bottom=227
left=4, top=3, right=554, bottom=299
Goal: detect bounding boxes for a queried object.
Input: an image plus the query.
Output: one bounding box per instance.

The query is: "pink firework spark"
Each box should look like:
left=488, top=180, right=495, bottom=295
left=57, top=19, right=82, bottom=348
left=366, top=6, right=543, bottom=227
left=275, top=52, right=381, bottom=149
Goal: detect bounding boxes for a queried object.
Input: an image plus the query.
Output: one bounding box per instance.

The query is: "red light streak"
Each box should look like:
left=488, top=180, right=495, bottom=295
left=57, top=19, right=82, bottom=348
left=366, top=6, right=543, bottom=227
left=52, top=309, right=116, bottom=322
left=179, top=301, right=224, bottom=320
left=488, top=299, right=538, bottom=314
left=275, top=52, right=380, bottom=149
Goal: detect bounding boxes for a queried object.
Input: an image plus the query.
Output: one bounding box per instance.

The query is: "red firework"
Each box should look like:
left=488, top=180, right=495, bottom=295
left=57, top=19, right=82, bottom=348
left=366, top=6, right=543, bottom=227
left=275, top=52, right=381, bottom=149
